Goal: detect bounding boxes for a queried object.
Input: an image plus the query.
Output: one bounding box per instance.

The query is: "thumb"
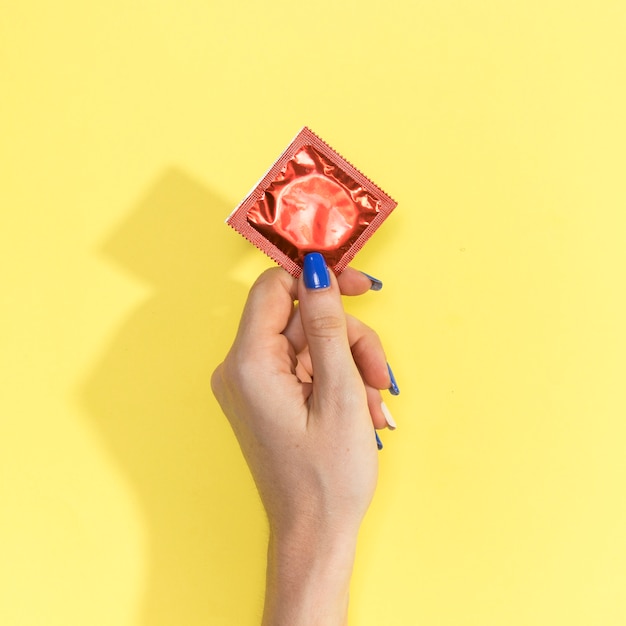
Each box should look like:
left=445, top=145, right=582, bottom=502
left=298, top=253, right=361, bottom=400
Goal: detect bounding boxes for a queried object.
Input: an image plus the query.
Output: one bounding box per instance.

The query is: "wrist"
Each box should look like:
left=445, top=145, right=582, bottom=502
left=263, top=521, right=359, bottom=626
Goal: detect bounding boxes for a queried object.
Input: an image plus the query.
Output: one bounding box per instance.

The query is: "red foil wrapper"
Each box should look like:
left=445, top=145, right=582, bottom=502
left=227, top=127, right=397, bottom=277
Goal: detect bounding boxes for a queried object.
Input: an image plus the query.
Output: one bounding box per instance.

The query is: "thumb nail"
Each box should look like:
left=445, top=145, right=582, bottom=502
left=303, top=253, right=331, bottom=290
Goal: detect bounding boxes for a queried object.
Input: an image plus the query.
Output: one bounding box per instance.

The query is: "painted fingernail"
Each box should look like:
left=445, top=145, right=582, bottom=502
left=360, top=272, right=383, bottom=291
left=381, top=401, right=397, bottom=430
left=375, top=431, right=384, bottom=450
left=387, top=363, right=400, bottom=395
left=303, top=252, right=331, bottom=290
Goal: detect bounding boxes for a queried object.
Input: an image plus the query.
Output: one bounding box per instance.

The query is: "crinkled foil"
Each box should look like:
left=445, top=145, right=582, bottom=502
left=246, top=145, right=381, bottom=267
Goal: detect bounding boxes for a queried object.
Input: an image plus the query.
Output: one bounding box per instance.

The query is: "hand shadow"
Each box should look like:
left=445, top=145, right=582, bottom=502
left=80, top=168, right=268, bottom=625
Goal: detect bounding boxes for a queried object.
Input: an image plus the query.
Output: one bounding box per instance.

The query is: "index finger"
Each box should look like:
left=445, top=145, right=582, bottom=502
left=234, top=267, right=298, bottom=347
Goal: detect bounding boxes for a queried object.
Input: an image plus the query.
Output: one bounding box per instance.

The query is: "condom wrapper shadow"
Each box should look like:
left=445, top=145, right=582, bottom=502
left=226, top=127, right=397, bottom=277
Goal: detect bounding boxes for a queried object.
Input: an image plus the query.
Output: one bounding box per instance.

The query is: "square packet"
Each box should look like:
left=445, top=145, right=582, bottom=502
left=226, top=127, right=397, bottom=277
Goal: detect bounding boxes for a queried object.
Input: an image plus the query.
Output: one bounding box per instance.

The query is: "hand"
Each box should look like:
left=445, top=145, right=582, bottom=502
left=211, top=253, right=395, bottom=625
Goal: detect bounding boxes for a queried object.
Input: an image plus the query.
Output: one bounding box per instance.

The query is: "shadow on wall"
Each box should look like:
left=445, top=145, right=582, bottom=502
left=80, top=168, right=267, bottom=625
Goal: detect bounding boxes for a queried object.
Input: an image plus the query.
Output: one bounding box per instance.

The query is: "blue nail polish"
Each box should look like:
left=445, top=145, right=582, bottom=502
left=375, top=431, right=384, bottom=450
left=303, top=252, right=331, bottom=289
left=387, top=363, right=400, bottom=395
left=361, top=272, right=383, bottom=291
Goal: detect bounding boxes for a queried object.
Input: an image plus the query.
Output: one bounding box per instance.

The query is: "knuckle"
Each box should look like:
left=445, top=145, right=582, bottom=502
left=347, top=314, right=381, bottom=343
left=210, top=363, right=225, bottom=399
left=220, top=354, right=244, bottom=385
left=368, top=327, right=381, bottom=345
left=221, top=349, right=263, bottom=390
left=250, top=268, right=275, bottom=291
left=306, top=313, right=345, bottom=337
left=250, top=267, right=289, bottom=294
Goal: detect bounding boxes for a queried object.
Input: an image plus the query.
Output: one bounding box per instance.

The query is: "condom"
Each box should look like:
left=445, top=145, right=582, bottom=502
left=226, top=127, right=397, bottom=277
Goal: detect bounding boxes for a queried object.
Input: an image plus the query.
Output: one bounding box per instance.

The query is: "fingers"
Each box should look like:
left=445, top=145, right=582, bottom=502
left=234, top=263, right=377, bottom=349
left=351, top=322, right=398, bottom=431
left=336, top=267, right=383, bottom=295
left=293, top=344, right=397, bottom=430
left=365, top=386, right=395, bottom=430
left=238, top=257, right=396, bottom=433
left=347, top=315, right=391, bottom=390
left=284, top=312, right=391, bottom=391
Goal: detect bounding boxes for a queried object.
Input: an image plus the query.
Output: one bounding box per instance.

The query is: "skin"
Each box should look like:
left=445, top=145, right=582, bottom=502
left=211, top=265, right=393, bottom=626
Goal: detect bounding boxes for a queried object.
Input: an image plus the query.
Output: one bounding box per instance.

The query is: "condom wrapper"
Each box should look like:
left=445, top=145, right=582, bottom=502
left=226, top=127, right=397, bottom=277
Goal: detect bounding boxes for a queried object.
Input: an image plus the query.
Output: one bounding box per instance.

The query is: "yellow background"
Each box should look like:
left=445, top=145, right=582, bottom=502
left=1, top=1, right=625, bottom=624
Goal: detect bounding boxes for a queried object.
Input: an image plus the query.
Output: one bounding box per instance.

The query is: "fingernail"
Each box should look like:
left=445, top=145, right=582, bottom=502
left=387, top=363, right=400, bottom=395
left=381, top=401, right=397, bottom=430
left=375, top=431, right=384, bottom=450
left=360, top=272, right=383, bottom=291
left=303, top=252, right=331, bottom=290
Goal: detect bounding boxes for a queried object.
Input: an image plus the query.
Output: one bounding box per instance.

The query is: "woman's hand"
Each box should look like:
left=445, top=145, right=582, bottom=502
left=211, top=253, right=395, bottom=625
